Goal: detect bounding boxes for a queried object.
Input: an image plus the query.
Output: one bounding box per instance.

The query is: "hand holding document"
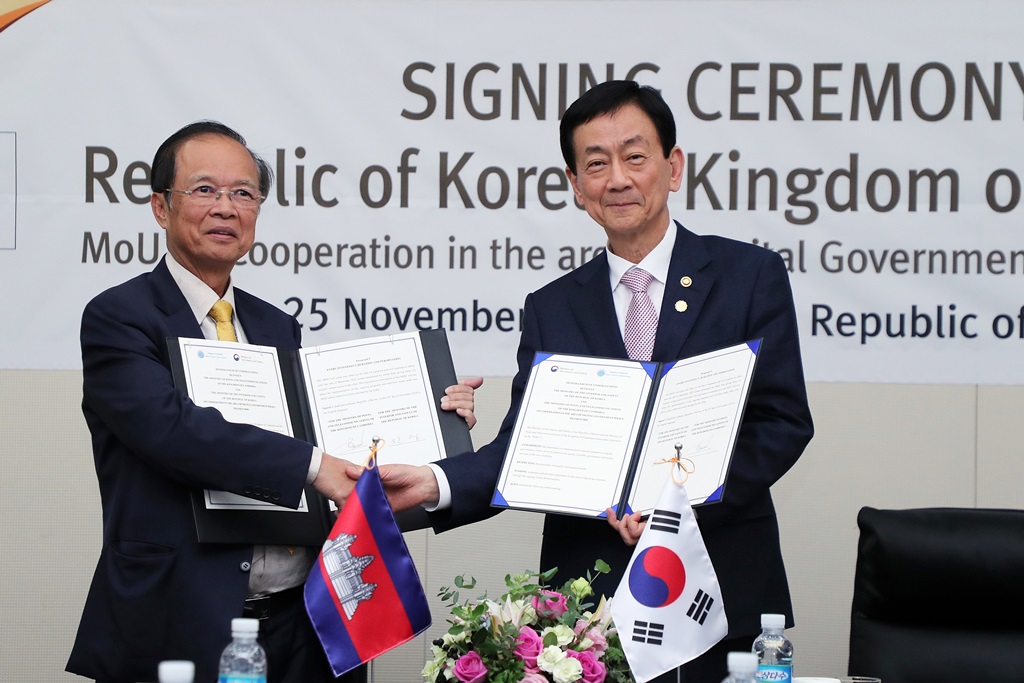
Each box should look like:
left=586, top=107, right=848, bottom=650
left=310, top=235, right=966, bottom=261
left=298, top=333, right=450, bottom=467
left=170, top=329, right=471, bottom=543
left=491, top=341, right=760, bottom=519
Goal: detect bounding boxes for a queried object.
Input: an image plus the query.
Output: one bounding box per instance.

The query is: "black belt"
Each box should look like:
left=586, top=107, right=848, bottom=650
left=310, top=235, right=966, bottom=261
left=243, top=584, right=304, bottom=621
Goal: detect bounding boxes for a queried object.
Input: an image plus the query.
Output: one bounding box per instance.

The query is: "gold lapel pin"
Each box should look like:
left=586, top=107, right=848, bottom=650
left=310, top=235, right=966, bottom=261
left=675, top=300, right=688, bottom=313
left=680, top=276, right=693, bottom=287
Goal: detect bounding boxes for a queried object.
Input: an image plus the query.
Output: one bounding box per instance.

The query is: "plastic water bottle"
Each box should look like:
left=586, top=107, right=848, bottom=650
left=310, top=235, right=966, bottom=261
left=158, top=660, right=194, bottom=683
left=752, top=613, right=794, bottom=682
left=218, top=617, right=268, bottom=683
left=158, top=660, right=195, bottom=683
left=721, top=651, right=759, bottom=683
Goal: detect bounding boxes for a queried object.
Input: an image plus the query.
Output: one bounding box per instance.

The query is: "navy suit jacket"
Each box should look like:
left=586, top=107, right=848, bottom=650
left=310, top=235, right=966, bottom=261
left=67, top=258, right=311, bottom=683
left=433, top=223, right=813, bottom=639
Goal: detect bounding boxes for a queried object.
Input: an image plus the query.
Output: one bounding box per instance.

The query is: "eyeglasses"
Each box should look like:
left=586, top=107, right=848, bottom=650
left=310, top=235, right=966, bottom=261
left=164, top=185, right=265, bottom=209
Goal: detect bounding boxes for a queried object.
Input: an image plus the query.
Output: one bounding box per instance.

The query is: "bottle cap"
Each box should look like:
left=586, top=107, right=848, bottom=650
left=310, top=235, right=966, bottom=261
left=231, top=617, right=260, bottom=635
left=158, top=660, right=195, bottom=683
left=727, top=651, right=758, bottom=674
left=761, top=613, right=786, bottom=629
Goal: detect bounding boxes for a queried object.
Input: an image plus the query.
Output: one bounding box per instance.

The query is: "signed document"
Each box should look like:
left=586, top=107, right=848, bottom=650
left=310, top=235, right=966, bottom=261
left=169, top=328, right=470, bottom=543
left=491, top=340, right=760, bottom=519
left=177, top=339, right=309, bottom=512
left=298, top=333, right=449, bottom=467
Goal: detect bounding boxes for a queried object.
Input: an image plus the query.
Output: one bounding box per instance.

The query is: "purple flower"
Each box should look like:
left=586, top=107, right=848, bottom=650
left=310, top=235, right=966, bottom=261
left=567, top=648, right=607, bottom=683
left=532, top=589, right=569, bottom=618
left=515, top=625, right=544, bottom=671
left=452, top=651, right=488, bottom=683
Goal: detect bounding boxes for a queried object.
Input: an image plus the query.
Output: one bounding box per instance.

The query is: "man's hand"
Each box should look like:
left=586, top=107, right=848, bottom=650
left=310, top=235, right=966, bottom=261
left=440, top=377, right=483, bottom=429
left=312, top=454, right=360, bottom=509
left=606, top=507, right=645, bottom=546
left=375, top=464, right=441, bottom=513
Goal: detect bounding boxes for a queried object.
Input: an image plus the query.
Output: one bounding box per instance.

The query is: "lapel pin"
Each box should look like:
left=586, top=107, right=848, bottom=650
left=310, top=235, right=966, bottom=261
left=680, top=276, right=693, bottom=287
left=675, top=300, right=688, bottom=313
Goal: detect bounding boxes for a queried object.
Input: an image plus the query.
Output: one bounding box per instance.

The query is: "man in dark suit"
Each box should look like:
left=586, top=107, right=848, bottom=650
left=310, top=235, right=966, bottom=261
left=381, top=81, right=813, bottom=682
left=66, top=121, right=477, bottom=683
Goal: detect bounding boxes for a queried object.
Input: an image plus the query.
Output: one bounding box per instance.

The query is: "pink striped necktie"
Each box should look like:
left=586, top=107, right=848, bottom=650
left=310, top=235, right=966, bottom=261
left=621, top=267, right=658, bottom=361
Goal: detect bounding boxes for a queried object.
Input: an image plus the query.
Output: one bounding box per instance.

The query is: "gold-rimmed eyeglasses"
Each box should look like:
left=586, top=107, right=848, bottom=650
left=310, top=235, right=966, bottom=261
left=164, top=185, right=265, bottom=209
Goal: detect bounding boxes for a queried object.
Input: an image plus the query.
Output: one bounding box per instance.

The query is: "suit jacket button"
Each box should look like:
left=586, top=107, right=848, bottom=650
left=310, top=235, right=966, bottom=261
left=271, top=492, right=281, bottom=501
left=240, top=561, right=251, bottom=572
left=243, top=486, right=253, bottom=495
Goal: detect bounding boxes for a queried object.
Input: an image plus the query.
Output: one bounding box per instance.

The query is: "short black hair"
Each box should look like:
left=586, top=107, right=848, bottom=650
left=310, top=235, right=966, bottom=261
left=150, top=120, right=273, bottom=199
left=559, top=80, right=677, bottom=175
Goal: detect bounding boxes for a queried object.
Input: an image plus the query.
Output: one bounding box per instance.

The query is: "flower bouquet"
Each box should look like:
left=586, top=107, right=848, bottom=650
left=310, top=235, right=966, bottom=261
left=424, top=561, right=635, bottom=683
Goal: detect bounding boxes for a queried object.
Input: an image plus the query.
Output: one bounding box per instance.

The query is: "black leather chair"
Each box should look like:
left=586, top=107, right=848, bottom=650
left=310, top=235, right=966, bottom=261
left=848, top=506, right=1024, bottom=683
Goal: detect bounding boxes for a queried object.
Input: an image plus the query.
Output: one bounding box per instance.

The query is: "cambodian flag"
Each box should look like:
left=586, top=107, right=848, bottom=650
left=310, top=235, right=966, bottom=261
left=304, top=457, right=432, bottom=677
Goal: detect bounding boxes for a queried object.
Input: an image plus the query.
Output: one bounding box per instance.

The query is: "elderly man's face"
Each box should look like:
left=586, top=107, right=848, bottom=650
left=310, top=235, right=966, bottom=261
left=567, top=104, right=683, bottom=256
left=152, top=134, right=260, bottom=290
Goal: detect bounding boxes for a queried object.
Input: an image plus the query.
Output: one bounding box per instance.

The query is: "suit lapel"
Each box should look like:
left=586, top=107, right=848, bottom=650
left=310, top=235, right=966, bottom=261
left=234, top=289, right=282, bottom=347
left=568, top=252, right=629, bottom=359
left=150, top=258, right=205, bottom=339
left=653, top=223, right=714, bottom=361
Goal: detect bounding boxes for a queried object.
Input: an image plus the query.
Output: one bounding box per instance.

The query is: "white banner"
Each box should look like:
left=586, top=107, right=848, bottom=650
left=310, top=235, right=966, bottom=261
left=1, top=0, right=1022, bottom=383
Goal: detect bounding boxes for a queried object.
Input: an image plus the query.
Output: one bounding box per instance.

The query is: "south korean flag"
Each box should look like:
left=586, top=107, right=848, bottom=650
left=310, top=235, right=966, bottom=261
left=611, top=477, right=728, bottom=683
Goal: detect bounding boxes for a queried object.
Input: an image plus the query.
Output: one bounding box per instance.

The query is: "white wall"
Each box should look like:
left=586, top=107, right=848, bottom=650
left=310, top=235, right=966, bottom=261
left=3, top=371, right=1022, bottom=681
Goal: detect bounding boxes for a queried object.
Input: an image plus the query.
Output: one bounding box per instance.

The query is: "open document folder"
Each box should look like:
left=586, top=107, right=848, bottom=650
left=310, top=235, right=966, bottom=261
left=491, top=340, right=760, bottom=519
left=169, top=329, right=471, bottom=543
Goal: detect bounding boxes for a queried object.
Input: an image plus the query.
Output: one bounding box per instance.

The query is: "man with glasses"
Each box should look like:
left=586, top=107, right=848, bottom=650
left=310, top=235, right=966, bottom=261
left=379, top=81, right=814, bottom=682
left=66, top=122, right=477, bottom=683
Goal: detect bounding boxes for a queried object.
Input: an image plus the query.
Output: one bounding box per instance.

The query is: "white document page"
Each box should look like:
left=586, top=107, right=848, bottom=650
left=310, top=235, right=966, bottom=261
left=299, top=332, right=445, bottom=467
left=626, top=342, right=758, bottom=515
left=495, top=354, right=654, bottom=517
left=177, top=338, right=308, bottom=512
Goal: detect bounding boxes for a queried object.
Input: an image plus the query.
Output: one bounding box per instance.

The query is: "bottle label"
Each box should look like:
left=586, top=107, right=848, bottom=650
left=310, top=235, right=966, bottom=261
left=219, top=676, right=266, bottom=683
left=756, top=664, right=792, bottom=682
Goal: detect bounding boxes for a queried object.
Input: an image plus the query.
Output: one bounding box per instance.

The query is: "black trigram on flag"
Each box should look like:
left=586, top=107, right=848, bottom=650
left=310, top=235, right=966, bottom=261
left=631, top=620, right=665, bottom=646
left=687, top=589, right=715, bottom=625
left=649, top=508, right=681, bottom=534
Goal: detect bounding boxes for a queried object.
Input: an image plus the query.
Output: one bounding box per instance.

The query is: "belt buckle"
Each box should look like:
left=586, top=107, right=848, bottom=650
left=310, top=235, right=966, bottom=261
left=244, top=593, right=271, bottom=621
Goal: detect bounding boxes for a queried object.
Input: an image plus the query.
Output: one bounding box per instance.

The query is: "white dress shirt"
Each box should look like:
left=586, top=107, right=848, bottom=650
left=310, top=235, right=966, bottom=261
left=165, top=253, right=317, bottom=595
left=427, top=220, right=678, bottom=512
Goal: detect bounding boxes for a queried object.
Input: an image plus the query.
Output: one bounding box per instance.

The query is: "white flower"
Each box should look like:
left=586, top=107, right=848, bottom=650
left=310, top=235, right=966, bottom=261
left=421, top=657, right=442, bottom=682
left=422, top=648, right=457, bottom=682
left=570, top=577, right=593, bottom=599
left=441, top=631, right=468, bottom=647
left=487, top=596, right=535, bottom=628
left=591, top=596, right=614, bottom=631
left=551, top=656, right=584, bottom=683
left=537, top=645, right=568, bottom=672
left=485, top=602, right=505, bottom=626
left=541, top=624, right=575, bottom=647
left=507, top=597, right=536, bottom=626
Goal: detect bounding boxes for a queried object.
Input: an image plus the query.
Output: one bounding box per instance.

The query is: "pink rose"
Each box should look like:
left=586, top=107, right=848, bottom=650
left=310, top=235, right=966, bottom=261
left=520, top=673, right=548, bottom=683
left=573, top=620, right=609, bottom=658
left=452, top=651, right=488, bottom=683
left=515, top=625, right=544, bottom=671
left=583, top=627, right=609, bottom=656
left=532, top=589, right=568, bottom=618
left=567, top=649, right=607, bottom=683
